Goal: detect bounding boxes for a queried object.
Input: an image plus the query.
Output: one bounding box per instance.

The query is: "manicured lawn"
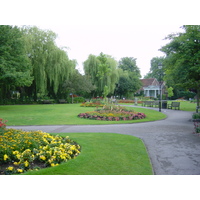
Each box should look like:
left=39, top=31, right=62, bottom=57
left=176, top=101, right=196, bottom=112
left=0, top=104, right=166, bottom=125
left=23, top=132, right=153, bottom=175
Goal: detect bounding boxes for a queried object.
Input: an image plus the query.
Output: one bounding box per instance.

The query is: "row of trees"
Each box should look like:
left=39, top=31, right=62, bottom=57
left=2, top=25, right=199, bottom=105
left=0, top=25, right=142, bottom=103
left=0, top=25, right=77, bottom=101
left=144, top=25, right=200, bottom=107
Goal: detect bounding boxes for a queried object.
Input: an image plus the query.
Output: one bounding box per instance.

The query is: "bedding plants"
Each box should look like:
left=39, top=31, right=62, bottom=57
left=80, top=102, right=104, bottom=107
left=0, top=120, right=81, bottom=175
left=192, top=113, right=200, bottom=134
left=78, top=104, right=146, bottom=121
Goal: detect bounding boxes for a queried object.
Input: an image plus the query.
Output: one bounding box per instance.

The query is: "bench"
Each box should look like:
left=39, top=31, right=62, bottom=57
left=43, top=100, right=53, bottom=104
left=58, top=99, right=67, bottom=104
left=167, top=102, right=180, bottom=110
left=153, top=101, right=159, bottom=107
left=143, top=101, right=154, bottom=107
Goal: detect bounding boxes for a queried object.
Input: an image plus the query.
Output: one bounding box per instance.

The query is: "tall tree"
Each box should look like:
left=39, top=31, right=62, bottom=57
left=84, top=52, right=118, bottom=97
left=118, top=57, right=141, bottom=77
left=144, top=57, right=165, bottom=80
left=63, top=69, right=96, bottom=97
left=116, top=57, right=141, bottom=98
left=22, top=26, right=75, bottom=100
left=161, top=25, right=200, bottom=108
left=0, top=25, right=33, bottom=99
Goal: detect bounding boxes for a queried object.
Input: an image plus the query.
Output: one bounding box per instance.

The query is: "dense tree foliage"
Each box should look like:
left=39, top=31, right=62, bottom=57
left=144, top=57, right=165, bottom=80
left=116, top=57, right=142, bottom=98
left=22, top=26, right=75, bottom=100
left=63, top=69, right=96, bottom=98
left=0, top=25, right=144, bottom=103
left=84, top=52, right=119, bottom=97
left=118, top=57, right=141, bottom=77
left=161, top=25, right=200, bottom=107
left=0, top=26, right=33, bottom=99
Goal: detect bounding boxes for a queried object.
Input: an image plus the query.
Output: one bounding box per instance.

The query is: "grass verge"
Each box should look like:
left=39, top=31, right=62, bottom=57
left=0, top=104, right=166, bottom=125
left=23, top=132, right=153, bottom=175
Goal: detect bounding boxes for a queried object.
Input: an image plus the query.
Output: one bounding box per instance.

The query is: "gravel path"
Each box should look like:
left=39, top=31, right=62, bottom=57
left=8, top=107, right=200, bottom=175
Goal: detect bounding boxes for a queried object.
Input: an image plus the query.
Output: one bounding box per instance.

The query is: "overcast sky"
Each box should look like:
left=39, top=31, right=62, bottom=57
left=39, top=24, right=183, bottom=77
left=2, top=0, right=197, bottom=78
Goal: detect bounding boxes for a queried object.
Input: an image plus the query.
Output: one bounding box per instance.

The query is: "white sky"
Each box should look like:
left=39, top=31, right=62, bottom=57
left=39, top=24, right=183, bottom=77
left=2, top=0, right=198, bottom=78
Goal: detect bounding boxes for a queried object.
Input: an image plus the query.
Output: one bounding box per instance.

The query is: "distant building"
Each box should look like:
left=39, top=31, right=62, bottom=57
left=137, top=78, right=165, bottom=98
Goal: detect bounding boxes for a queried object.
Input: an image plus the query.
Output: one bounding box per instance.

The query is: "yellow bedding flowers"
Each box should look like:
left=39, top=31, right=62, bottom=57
left=0, top=128, right=81, bottom=175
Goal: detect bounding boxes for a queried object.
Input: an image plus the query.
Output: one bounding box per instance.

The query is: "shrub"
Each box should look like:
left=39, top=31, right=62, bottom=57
left=192, top=113, right=200, bottom=120
left=0, top=128, right=81, bottom=175
left=73, top=97, right=85, bottom=103
left=194, top=121, right=200, bottom=134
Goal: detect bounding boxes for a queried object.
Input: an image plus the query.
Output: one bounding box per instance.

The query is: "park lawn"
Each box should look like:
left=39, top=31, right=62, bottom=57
left=0, top=104, right=166, bottom=126
left=23, top=132, right=153, bottom=175
left=176, top=101, right=196, bottom=112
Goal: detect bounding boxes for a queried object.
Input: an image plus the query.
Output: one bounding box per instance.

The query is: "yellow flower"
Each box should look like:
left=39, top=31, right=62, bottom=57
left=16, top=154, right=21, bottom=160
left=70, top=145, right=76, bottom=151
left=51, top=163, right=59, bottom=167
left=24, top=160, right=29, bottom=167
left=3, top=154, right=9, bottom=161
left=17, top=169, right=23, bottom=173
left=40, top=155, right=46, bottom=161
left=13, top=162, right=19, bottom=165
left=68, top=150, right=73, bottom=155
left=7, top=166, right=14, bottom=171
left=13, top=150, right=19, bottom=155
left=60, top=155, right=66, bottom=160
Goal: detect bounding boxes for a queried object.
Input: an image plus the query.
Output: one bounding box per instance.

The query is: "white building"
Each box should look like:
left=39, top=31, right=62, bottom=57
left=138, top=78, right=165, bottom=98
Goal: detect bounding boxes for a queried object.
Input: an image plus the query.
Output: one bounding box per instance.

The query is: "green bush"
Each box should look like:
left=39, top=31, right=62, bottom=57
left=67, top=97, right=85, bottom=103
left=192, top=113, right=200, bottom=119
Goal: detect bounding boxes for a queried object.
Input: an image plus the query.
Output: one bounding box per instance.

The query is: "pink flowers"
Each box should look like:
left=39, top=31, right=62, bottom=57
left=0, top=119, right=7, bottom=129
left=193, top=121, right=200, bottom=135
left=78, top=105, right=146, bottom=121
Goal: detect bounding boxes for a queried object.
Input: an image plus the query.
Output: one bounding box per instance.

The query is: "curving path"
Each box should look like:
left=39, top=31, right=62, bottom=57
left=8, top=106, right=200, bottom=175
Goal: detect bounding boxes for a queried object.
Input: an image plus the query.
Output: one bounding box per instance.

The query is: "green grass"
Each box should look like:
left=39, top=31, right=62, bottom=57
left=175, top=101, right=197, bottom=112
left=23, top=132, right=153, bottom=175
left=0, top=104, right=166, bottom=126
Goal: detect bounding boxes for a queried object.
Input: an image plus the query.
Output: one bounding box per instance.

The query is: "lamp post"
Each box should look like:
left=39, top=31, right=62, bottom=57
left=158, top=63, right=162, bottom=112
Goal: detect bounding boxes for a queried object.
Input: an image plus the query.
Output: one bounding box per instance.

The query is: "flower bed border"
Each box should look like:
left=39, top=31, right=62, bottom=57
left=78, top=112, right=146, bottom=121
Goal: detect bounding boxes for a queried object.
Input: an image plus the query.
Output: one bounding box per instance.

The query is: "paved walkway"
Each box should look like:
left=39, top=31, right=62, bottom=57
left=8, top=106, right=200, bottom=175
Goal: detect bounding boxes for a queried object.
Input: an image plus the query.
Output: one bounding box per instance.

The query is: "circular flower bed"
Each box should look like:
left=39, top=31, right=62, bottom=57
left=0, top=126, right=81, bottom=175
left=78, top=104, right=146, bottom=121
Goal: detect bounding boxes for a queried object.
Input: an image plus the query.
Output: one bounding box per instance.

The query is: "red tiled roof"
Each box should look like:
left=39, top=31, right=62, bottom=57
left=140, top=78, right=157, bottom=87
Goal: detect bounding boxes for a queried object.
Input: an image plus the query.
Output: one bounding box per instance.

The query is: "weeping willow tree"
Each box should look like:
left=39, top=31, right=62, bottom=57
left=22, top=26, right=75, bottom=100
left=84, top=52, right=119, bottom=97
left=83, top=54, right=99, bottom=87
left=45, top=47, right=75, bottom=98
